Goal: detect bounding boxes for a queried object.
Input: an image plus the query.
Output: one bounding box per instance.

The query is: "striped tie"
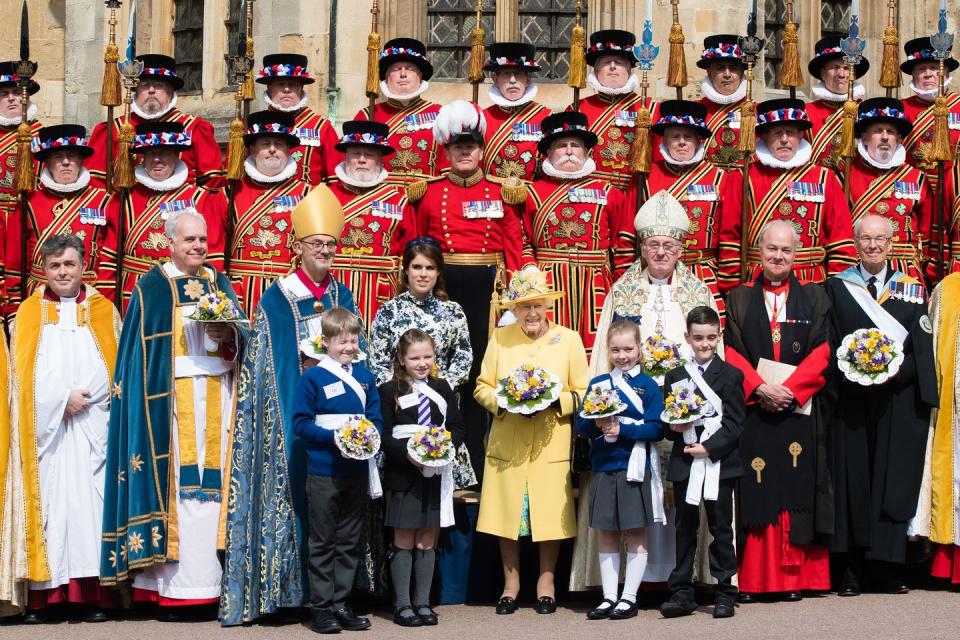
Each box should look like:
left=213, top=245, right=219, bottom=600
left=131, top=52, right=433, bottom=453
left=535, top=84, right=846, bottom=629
left=417, top=392, right=432, bottom=426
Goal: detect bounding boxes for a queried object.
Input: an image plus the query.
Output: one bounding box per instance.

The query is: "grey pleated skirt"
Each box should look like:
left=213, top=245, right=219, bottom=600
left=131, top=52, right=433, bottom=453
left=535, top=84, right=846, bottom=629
left=384, top=476, right=442, bottom=529
left=589, top=469, right=655, bottom=531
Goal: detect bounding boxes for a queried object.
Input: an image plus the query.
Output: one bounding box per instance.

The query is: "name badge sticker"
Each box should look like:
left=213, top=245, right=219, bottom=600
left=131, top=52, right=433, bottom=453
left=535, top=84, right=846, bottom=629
left=398, top=393, right=419, bottom=409
left=323, top=381, right=346, bottom=399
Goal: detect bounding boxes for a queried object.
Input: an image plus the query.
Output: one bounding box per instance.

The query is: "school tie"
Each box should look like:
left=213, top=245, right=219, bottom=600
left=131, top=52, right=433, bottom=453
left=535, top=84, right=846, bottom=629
left=698, top=365, right=705, bottom=374
left=867, top=276, right=878, bottom=301
left=417, top=392, right=432, bottom=426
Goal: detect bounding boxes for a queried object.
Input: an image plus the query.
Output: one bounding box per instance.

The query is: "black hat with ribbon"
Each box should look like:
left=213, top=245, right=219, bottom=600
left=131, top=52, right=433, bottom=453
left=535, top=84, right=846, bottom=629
left=243, top=110, right=300, bottom=148
left=538, top=111, right=598, bottom=155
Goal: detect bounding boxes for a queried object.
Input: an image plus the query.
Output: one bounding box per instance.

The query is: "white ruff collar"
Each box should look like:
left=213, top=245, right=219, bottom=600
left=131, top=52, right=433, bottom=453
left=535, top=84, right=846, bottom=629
left=910, top=77, right=953, bottom=102
left=263, top=91, right=309, bottom=113
left=755, top=138, right=812, bottom=169
left=856, top=140, right=906, bottom=170
left=135, top=161, right=189, bottom=192
left=659, top=142, right=706, bottom=167
left=811, top=81, right=865, bottom=102
left=700, top=77, right=746, bottom=105
left=0, top=102, right=38, bottom=127
left=334, top=161, right=388, bottom=188
left=380, top=79, right=430, bottom=103
left=244, top=156, right=297, bottom=183
left=541, top=157, right=596, bottom=180
left=487, top=83, right=538, bottom=108
left=40, top=166, right=91, bottom=194
left=131, top=94, right=178, bottom=120
left=587, top=72, right=639, bottom=96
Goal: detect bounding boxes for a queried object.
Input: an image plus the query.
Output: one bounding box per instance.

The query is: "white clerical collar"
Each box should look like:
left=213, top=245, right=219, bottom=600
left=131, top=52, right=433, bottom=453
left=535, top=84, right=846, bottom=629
left=587, top=72, right=639, bottom=96
left=811, top=81, right=865, bottom=102
left=700, top=77, right=746, bottom=105
left=380, top=79, right=430, bottom=104
left=755, top=138, right=812, bottom=169
left=263, top=91, right=310, bottom=113
left=859, top=263, right=887, bottom=289
left=487, top=83, right=538, bottom=109
left=648, top=273, right=671, bottom=285
left=135, top=160, right=189, bottom=192
left=334, top=161, right=388, bottom=189
left=856, top=140, right=906, bottom=170
left=659, top=142, right=706, bottom=168
left=911, top=77, right=952, bottom=102
left=131, top=94, right=178, bottom=120
left=541, top=156, right=596, bottom=180
left=244, top=156, right=297, bottom=184
left=39, top=166, right=91, bottom=194
left=0, top=102, right=38, bottom=127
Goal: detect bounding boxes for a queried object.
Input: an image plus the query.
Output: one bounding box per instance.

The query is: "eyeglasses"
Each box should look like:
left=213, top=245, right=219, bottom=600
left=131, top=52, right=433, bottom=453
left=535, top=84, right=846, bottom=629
left=855, top=236, right=891, bottom=247
left=300, top=239, right=338, bottom=252
left=643, top=241, right=681, bottom=254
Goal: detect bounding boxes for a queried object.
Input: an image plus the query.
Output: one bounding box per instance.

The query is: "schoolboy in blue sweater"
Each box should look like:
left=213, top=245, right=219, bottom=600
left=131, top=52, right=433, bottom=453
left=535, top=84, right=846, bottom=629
left=292, top=308, right=383, bottom=634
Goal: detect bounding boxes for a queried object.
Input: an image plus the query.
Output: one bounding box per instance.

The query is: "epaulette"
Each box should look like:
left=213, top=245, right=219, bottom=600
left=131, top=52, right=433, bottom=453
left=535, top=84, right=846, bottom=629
left=487, top=174, right=529, bottom=205
left=405, top=175, right=444, bottom=203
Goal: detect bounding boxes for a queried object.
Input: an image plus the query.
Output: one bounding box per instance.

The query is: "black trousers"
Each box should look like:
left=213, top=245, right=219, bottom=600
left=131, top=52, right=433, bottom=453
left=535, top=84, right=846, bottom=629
left=306, top=473, right=367, bottom=610
left=667, top=478, right=738, bottom=600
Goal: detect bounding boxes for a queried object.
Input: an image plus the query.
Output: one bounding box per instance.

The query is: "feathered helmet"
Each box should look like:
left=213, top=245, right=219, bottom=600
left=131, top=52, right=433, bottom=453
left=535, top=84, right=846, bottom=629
left=433, top=100, right=487, bottom=146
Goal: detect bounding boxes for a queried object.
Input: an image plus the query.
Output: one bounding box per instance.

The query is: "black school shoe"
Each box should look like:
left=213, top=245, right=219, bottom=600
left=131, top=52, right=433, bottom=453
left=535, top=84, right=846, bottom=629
left=332, top=606, right=370, bottom=630
left=660, top=594, right=697, bottom=618
left=393, top=605, right=423, bottom=627
left=414, top=604, right=438, bottom=626
left=713, top=598, right=735, bottom=619
left=609, top=599, right=638, bottom=619
left=310, top=609, right=343, bottom=634
left=586, top=598, right=617, bottom=620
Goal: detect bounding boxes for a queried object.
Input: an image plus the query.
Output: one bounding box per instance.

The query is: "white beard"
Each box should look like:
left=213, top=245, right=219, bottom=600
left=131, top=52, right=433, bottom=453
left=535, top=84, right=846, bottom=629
left=856, top=140, right=906, bottom=170
left=541, top=156, right=597, bottom=180
left=335, top=161, right=388, bottom=188
left=131, top=94, right=178, bottom=120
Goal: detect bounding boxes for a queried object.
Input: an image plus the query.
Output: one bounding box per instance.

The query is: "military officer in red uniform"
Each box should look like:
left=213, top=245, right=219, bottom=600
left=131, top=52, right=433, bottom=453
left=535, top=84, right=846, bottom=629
left=4, top=125, right=117, bottom=318
left=697, top=35, right=748, bottom=170
left=354, top=38, right=447, bottom=186
left=229, top=110, right=311, bottom=317
left=327, top=120, right=417, bottom=332
left=806, top=36, right=869, bottom=171
left=482, top=42, right=552, bottom=184
left=409, top=100, right=530, bottom=480
left=717, top=98, right=857, bottom=292
left=97, top=121, right=228, bottom=311
left=631, top=100, right=733, bottom=317
left=572, top=29, right=658, bottom=191
left=88, top=54, right=224, bottom=190
left=522, top=111, right=631, bottom=353
left=259, top=53, right=340, bottom=186
left=846, top=98, right=934, bottom=283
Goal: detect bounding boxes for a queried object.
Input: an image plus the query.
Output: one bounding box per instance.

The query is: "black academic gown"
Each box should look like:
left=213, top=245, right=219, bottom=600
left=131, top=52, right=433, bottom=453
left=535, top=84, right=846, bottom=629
left=825, top=266, right=938, bottom=563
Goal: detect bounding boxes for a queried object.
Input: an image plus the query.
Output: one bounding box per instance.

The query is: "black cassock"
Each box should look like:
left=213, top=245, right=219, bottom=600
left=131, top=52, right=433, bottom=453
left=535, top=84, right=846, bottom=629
left=825, top=266, right=938, bottom=563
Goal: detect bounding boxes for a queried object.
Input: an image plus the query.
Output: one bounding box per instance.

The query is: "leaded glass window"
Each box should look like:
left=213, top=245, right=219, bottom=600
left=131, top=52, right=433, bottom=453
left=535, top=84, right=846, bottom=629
left=173, top=0, right=204, bottom=93
left=518, top=0, right=585, bottom=83
left=427, top=0, right=496, bottom=81
left=820, top=0, right=851, bottom=39
left=763, top=0, right=789, bottom=88
left=225, top=0, right=244, bottom=87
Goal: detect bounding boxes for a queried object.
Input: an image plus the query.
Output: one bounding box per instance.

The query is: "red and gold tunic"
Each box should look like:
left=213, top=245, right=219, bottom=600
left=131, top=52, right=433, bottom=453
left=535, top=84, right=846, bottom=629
left=327, top=179, right=417, bottom=333
left=699, top=97, right=748, bottom=170
left=572, top=93, right=659, bottom=191
left=287, top=106, right=341, bottom=186
left=522, top=175, right=632, bottom=352
left=902, top=93, right=960, bottom=191
left=3, top=182, right=117, bottom=317
left=482, top=101, right=552, bottom=183
left=846, top=157, right=933, bottom=283
left=806, top=99, right=847, bottom=172
left=717, top=162, right=857, bottom=292
left=228, top=174, right=311, bottom=317
left=88, top=109, right=225, bottom=190
left=354, top=98, right=448, bottom=186
left=96, top=180, right=228, bottom=311
left=0, top=119, right=42, bottom=216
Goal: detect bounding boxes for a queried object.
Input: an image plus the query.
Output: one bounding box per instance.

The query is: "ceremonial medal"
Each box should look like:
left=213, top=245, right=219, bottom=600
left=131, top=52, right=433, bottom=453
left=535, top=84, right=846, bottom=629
left=721, top=129, right=736, bottom=144
left=772, top=326, right=781, bottom=344
left=313, top=300, right=324, bottom=313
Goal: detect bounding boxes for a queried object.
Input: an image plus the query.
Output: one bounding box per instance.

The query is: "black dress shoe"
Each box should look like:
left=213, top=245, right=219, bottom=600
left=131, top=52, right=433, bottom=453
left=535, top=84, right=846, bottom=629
left=609, top=599, right=638, bottom=619
left=713, top=601, right=735, bottom=619
left=586, top=598, right=617, bottom=620
left=22, top=611, right=44, bottom=625
left=414, top=604, right=438, bottom=626
left=783, top=591, right=803, bottom=602
left=332, top=606, right=371, bottom=631
left=883, top=578, right=909, bottom=595
left=660, top=596, right=697, bottom=618
left=156, top=609, right=182, bottom=623
left=736, top=592, right=755, bottom=604
left=83, top=608, right=108, bottom=623
left=393, top=606, right=423, bottom=627
left=310, top=610, right=343, bottom=634
left=837, top=582, right=861, bottom=597
left=535, top=596, right=557, bottom=614
left=495, top=596, right=518, bottom=615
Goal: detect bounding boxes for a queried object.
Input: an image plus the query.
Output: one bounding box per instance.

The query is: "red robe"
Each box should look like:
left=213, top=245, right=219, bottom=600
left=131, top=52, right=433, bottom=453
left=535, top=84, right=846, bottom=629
left=699, top=97, right=748, bottom=170
left=286, top=106, right=341, bottom=186
left=717, top=161, right=857, bottom=292
left=96, top=178, right=228, bottom=311
left=845, top=157, right=934, bottom=283
left=326, top=179, right=417, bottom=332
left=571, top=93, right=659, bottom=191
left=354, top=98, right=448, bottom=186
left=522, top=175, right=632, bottom=352
left=4, top=181, right=117, bottom=317
left=805, top=99, right=848, bottom=172
left=902, top=93, right=960, bottom=192
left=482, top=101, right=552, bottom=183
left=228, top=173, right=311, bottom=316
left=88, top=109, right=225, bottom=190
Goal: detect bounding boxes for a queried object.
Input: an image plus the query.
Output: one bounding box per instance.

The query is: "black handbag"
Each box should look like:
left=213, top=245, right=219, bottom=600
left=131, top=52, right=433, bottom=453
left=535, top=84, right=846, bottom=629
left=569, top=391, right=591, bottom=473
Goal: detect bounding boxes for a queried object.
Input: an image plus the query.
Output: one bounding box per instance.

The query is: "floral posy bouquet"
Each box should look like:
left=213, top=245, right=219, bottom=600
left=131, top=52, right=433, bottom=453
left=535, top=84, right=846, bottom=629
left=661, top=385, right=708, bottom=424
left=189, top=290, right=245, bottom=323
left=298, top=334, right=367, bottom=362
left=335, top=416, right=381, bottom=460
left=579, top=387, right=627, bottom=419
left=407, top=425, right=455, bottom=467
left=836, top=328, right=904, bottom=386
left=495, top=364, right=562, bottom=415
left=641, top=334, right=684, bottom=378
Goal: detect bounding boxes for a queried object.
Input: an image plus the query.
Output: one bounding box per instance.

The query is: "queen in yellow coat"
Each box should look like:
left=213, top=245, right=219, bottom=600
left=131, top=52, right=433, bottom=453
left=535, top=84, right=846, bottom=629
left=475, top=268, right=589, bottom=614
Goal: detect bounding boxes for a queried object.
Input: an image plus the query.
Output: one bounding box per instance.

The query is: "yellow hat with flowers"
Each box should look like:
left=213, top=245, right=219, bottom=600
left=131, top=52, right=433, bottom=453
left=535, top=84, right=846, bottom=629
left=498, top=267, right=564, bottom=309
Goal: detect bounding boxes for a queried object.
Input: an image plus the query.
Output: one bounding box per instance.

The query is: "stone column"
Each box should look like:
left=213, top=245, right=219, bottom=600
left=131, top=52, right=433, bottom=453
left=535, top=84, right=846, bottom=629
left=496, top=0, right=519, bottom=41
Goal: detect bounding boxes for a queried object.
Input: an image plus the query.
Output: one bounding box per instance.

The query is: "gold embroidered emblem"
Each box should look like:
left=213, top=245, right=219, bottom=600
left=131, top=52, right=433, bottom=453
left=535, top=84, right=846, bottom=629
left=560, top=205, right=577, bottom=219
left=112, top=382, right=122, bottom=399
left=721, top=129, right=736, bottom=144
left=399, top=135, right=414, bottom=149
left=391, top=149, right=422, bottom=170
left=127, top=531, right=144, bottom=554
left=151, top=526, right=163, bottom=548
left=183, top=278, right=204, bottom=300
left=130, top=454, right=144, bottom=472
left=140, top=232, right=169, bottom=251
left=607, top=127, right=623, bottom=141
left=496, top=160, right=525, bottom=179
left=349, top=217, right=365, bottom=228
left=553, top=219, right=586, bottom=239
left=249, top=228, right=282, bottom=248
left=342, top=227, right=375, bottom=247
left=599, top=139, right=630, bottom=169
left=688, top=219, right=701, bottom=233
left=259, top=215, right=274, bottom=228
left=503, top=143, right=519, bottom=159
left=890, top=218, right=900, bottom=233
left=778, top=202, right=793, bottom=215
left=876, top=202, right=890, bottom=215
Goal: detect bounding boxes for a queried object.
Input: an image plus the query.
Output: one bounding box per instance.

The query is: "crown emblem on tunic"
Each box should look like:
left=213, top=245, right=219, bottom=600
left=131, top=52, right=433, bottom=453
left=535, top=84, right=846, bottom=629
left=634, top=190, right=690, bottom=240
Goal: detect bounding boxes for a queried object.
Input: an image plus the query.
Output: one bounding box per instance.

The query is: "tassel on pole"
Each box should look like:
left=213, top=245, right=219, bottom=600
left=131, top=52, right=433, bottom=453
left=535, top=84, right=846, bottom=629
left=567, top=21, right=586, bottom=89
left=112, top=119, right=135, bottom=190
left=467, top=7, right=486, bottom=86
left=225, top=115, right=246, bottom=181
left=365, top=31, right=381, bottom=98
left=629, top=105, right=653, bottom=174
left=736, top=100, right=756, bottom=154
left=780, top=22, right=803, bottom=88
left=666, top=0, right=687, bottom=92
left=880, top=1, right=901, bottom=92
left=928, top=95, right=955, bottom=163
left=12, top=120, right=33, bottom=193
left=838, top=98, right=859, bottom=161
left=101, top=44, right=122, bottom=107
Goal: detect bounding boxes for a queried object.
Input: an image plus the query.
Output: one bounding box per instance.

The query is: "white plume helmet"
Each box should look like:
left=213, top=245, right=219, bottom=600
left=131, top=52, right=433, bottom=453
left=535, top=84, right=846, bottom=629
left=433, top=99, right=487, bottom=146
